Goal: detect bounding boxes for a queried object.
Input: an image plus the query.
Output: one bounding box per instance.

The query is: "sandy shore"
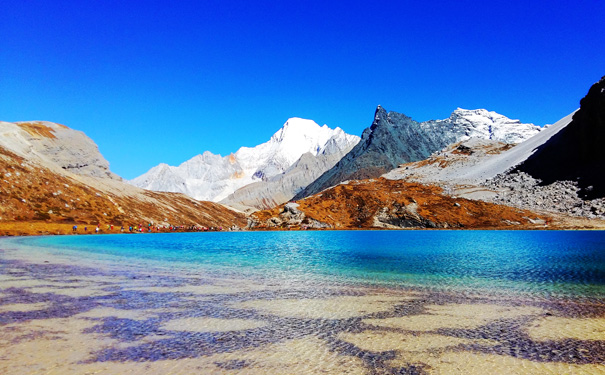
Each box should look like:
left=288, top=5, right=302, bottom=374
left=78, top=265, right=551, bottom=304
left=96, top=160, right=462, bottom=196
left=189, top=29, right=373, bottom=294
left=0, top=239, right=604, bottom=374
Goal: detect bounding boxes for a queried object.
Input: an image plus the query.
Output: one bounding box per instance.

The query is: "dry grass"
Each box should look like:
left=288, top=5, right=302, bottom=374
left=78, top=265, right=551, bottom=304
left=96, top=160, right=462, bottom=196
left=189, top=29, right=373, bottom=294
left=15, top=121, right=61, bottom=139
left=254, top=178, right=552, bottom=230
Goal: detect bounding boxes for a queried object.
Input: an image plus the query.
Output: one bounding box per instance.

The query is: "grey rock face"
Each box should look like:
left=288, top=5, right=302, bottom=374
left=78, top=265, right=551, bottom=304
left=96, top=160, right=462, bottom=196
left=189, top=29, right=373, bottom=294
left=295, top=106, right=539, bottom=200
left=0, top=121, right=120, bottom=180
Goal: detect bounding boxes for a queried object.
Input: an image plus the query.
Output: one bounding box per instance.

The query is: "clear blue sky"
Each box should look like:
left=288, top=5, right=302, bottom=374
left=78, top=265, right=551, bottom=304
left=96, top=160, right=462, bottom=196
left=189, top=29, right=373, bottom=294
left=1, top=0, right=604, bottom=179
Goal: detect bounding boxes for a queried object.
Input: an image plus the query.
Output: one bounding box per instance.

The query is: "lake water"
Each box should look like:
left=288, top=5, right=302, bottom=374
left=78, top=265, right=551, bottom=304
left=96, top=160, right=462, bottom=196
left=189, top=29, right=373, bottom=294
left=8, top=230, right=605, bottom=297
left=1, top=230, right=604, bottom=374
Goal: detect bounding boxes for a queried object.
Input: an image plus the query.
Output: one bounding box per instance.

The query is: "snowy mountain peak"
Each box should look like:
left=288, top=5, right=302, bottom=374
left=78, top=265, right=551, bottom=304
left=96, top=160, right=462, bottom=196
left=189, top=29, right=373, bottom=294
left=451, top=108, right=524, bottom=125
left=237, top=118, right=360, bottom=181
left=441, top=108, right=541, bottom=144
left=270, top=118, right=333, bottom=144
left=130, top=117, right=360, bottom=202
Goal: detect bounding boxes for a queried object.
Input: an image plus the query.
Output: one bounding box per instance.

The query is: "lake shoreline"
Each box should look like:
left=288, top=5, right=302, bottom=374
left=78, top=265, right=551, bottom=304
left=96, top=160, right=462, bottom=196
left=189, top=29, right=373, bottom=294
left=2, top=212, right=605, bottom=237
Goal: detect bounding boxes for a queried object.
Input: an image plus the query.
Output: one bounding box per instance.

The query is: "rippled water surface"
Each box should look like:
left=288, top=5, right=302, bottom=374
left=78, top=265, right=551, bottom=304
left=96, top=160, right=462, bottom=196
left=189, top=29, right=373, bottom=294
left=11, top=230, right=605, bottom=296
left=1, top=231, right=604, bottom=374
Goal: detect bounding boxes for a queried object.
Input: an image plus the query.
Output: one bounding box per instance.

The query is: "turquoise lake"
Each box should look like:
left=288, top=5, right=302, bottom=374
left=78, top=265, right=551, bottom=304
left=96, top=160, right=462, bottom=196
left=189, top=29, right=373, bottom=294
left=7, top=230, right=605, bottom=297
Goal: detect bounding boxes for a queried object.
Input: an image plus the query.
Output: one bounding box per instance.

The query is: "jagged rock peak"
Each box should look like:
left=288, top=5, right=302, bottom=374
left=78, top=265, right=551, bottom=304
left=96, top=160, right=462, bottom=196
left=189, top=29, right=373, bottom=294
left=372, top=105, right=413, bottom=126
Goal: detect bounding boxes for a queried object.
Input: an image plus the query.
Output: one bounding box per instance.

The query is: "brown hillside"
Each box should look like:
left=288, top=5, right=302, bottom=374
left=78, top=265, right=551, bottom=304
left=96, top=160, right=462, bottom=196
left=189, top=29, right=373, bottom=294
left=253, top=178, right=550, bottom=230
left=0, top=147, right=246, bottom=236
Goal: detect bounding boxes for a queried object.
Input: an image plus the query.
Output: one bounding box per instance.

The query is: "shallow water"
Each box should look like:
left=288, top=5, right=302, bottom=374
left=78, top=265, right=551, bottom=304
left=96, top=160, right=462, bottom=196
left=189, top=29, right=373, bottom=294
left=0, top=231, right=604, bottom=374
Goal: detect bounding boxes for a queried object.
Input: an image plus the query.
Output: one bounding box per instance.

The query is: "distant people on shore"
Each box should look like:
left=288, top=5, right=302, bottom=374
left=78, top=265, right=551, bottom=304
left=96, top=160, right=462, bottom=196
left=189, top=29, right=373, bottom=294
left=69, top=222, right=234, bottom=235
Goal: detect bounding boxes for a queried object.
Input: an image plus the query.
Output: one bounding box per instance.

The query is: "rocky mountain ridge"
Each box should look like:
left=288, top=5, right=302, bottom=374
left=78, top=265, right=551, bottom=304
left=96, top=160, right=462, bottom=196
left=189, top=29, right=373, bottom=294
left=383, top=108, right=575, bottom=188
left=381, top=76, right=605, bottom=220
left=294, top=107, right=541, bottom=200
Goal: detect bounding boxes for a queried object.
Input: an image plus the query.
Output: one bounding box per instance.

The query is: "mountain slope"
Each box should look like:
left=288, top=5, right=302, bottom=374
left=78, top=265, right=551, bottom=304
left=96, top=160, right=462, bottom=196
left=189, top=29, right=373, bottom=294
left=295, top=107, right=541, bottom=200
left=514, top=76, right=605, bottom=199
left=0, top=122, right=247, bottom=234
left=130, top=118, right=360, bottom=202
left=383, top=103, right=605, bottom=220
left=384, top=112, right=575, bottom=185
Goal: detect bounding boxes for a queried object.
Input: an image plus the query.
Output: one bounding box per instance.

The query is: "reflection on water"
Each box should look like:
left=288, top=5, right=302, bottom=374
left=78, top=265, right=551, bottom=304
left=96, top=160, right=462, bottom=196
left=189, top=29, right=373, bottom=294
left=0, top=231, right=604, bottom=374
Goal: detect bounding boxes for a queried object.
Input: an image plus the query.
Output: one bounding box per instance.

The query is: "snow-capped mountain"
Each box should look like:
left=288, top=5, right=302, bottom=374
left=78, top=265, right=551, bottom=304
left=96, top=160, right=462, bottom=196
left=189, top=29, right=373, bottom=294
left=295, top=107, right=541, bottom=199
left=220, top=137, right=358, bottom=211
left=130, top=118, right=360, bottom=202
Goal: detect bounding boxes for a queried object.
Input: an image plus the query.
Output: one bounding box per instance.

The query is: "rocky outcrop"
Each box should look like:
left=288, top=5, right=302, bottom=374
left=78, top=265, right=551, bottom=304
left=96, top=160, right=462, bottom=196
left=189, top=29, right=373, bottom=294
left=248, top=202, right=331, bottom=229
left=295, top=107, right=540, bottom=200
left=514, top=76, right=605, bottom=199
left=0, top=121, right=120, bottom=180
left=373, top=202, right=444, bottom=229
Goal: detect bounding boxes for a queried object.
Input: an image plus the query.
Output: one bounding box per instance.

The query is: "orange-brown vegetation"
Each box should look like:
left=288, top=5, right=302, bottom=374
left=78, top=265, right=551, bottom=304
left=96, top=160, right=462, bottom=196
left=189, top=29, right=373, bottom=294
left=16, top=121, right=61, bottom=139
left=230, top=170, right=245, bottom=179
left=0, top=147, right=247, bottom=236
left=253, top=178, right=551, bottom=230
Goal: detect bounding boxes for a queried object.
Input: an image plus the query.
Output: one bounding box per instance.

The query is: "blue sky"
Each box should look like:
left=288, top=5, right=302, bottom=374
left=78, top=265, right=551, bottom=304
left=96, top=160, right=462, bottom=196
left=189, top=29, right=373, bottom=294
left=1, top=0, right=604, bottom=179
